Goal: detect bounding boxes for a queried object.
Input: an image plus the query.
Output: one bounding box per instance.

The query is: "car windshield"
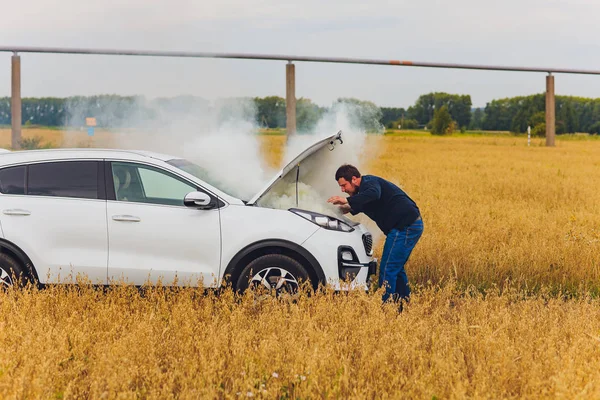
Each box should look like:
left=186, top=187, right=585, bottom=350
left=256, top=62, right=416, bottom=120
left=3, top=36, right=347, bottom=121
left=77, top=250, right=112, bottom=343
left=166, top=158, right=237, bottom=198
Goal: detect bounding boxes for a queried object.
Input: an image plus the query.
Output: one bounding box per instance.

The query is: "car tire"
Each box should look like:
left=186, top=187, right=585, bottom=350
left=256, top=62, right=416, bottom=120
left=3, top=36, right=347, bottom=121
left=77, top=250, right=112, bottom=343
left=235, top=254, right=310, bottom=295
left=0, top=253, right=30, bottom=288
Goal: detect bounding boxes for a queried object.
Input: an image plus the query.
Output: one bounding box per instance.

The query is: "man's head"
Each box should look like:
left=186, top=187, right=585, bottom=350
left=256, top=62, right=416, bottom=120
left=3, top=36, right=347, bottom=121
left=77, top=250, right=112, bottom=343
left=335, top=164, right=361, bottom=195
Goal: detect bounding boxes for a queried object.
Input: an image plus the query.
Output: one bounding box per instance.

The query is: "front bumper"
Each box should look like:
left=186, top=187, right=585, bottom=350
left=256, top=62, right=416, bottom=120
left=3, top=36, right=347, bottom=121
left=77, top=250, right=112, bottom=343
left=301, top=224, right=376, bottom=290
left=368, top=259, right=378, bottom=278
left=338, top=246, right=378, bottom=282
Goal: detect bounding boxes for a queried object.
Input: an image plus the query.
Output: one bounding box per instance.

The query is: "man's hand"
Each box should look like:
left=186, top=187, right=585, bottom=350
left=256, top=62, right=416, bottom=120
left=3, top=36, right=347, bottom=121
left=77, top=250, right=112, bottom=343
left=338, top=204, right=352, bottom=214
left=327, top=196, right=348, bottom=205
left=328, top=196, right=351, bottom=214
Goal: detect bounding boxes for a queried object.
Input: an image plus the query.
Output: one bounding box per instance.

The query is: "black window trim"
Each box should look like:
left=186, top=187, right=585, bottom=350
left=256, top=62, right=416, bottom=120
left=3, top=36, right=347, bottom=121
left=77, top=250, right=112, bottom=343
left=97, top=161, right=106, bottom=200
left=105, top=160, right=225, bottom=208
left=104, top=160, right=116, bottom=201
left=24, top=165, right=29, bottom=195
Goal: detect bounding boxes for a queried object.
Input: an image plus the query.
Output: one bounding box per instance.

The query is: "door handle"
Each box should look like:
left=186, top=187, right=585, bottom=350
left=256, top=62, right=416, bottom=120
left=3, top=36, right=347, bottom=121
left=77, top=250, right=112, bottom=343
left=3, top=209, right=31, bottom=216
left=112, top=215, right=141, bottom=222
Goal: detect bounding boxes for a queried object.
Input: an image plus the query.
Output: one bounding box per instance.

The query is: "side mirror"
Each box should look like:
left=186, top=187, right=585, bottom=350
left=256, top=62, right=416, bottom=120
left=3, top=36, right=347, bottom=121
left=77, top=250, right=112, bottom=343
left=184, top=191, right=214, bottom=209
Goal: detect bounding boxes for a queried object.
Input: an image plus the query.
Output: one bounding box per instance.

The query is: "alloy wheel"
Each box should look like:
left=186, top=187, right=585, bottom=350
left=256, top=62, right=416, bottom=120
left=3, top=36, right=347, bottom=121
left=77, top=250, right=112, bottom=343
left=250, top=267, right=300, bottom=295
left=0, top=267, right=13, bottom=287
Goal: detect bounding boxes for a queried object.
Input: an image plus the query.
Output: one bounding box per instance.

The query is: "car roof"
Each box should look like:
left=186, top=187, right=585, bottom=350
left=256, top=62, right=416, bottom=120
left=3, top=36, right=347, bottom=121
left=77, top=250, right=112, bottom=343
left=0, top=148, right=180, bottom=166
left=0, top=147, right=246, bottom=204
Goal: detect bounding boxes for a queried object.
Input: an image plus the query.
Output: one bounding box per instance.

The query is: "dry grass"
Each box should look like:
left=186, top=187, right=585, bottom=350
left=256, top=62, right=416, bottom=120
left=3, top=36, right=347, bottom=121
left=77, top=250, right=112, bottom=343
left=368, top=134, right=600, bottom=294
left=2, top=283, right=600, bottom=398
left=2, top=283, right=600, bottom=399
left=0, top=127, right=123, bottom=149
left=2, top=129, right=600, bottom=398
left=0, top=127, right=282, bottom=150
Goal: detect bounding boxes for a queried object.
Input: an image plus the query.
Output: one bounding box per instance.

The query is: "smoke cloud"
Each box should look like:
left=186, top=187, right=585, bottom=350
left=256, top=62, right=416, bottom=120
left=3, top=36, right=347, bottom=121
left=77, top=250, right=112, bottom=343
left=264, top=100, right=384, bottom=239
left=62, top=96, right=384, bottom=240
left=63, top=96, right=274, bottom=200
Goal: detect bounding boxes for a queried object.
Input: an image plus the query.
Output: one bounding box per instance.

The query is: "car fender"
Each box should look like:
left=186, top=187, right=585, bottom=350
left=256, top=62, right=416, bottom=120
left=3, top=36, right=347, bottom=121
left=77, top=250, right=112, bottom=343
left=221, top=238, right=326, bottom=287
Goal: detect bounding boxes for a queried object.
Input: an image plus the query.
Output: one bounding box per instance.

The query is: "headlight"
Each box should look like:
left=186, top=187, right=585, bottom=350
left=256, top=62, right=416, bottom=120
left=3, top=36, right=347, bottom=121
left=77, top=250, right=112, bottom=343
left=289, top=208, right=355, bottom=232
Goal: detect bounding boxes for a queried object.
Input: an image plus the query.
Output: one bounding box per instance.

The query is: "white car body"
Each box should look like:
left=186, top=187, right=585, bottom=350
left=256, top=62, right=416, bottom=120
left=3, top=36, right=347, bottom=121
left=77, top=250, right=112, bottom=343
left=0, top=131, right=376, bottom=291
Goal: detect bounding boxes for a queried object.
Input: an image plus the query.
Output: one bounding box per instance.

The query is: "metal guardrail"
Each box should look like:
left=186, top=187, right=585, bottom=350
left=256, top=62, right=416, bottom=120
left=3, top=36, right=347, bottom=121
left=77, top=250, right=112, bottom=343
left=1, top=46, right=600, bottom=75
left=2, top=45, right=595, bottom=147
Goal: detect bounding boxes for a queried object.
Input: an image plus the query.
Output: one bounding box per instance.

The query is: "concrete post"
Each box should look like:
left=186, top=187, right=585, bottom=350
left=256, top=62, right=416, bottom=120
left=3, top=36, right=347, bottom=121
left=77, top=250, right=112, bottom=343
left=11, top=53, right=21, bottom=150
left=545, top=74, right=555, bottom=147
left=286, top=62, right=296, bottom=137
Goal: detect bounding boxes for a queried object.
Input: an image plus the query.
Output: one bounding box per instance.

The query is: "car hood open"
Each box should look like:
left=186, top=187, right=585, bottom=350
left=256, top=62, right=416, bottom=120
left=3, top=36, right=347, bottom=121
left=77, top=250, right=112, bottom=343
left=247, top=130, right=344, bottom=207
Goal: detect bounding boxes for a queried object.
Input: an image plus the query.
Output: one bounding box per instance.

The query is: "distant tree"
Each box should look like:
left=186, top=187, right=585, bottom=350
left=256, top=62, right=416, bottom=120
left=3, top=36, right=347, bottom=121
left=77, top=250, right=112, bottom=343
left=532, top=123, right=546, bottom=137
left=430, top=105, right=455, bottom=135
left=449, top=95, right=473, bottom=128
left=483, top=95, right=543, bottom=132
left=14, top=92, right=600, bottom=136
left=334, top=98, right=383, bottom=132
left=212, top=97, right=256, bottom=127
left=64, top=95, right=148, bottom=127
left=255, top=96, right=286, bottom=128
left=407, top=92, right=472, bottom=128
left=469, top=108, right=484, bottom=130
left=480, top=93, right=589, bottom=134
left=557, top=100, right=577, bottom=133
left=588, top=121, right=600, bottom=134
left=296, top=98, right=325, bottom=132
left=388, top=118, right=419, bottom=130
left=0, top=98, right=9, bottom=125
left=528, top=111, right=545, bottom=128
left=380, top=107, right=406, bottom=127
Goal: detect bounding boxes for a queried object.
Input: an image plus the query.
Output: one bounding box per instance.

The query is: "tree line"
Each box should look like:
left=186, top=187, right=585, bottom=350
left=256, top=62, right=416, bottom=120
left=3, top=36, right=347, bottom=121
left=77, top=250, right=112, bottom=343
left=2, top=92, right=600, bottom=135
left=482, top=94, right=600, bottom=135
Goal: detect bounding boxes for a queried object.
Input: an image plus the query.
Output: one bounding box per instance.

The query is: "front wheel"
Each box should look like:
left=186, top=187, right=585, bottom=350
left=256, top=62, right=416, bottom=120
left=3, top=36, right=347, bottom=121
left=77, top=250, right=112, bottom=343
left=235, top=254, right=310, bottom=295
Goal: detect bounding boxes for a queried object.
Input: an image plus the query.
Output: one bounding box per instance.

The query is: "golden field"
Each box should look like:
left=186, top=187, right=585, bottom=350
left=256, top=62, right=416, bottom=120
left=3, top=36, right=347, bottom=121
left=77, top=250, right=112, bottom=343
left=263, top=132, right=600, bottom=294
left=2, top=128, right=600, bottom=398
left=2, top=283, right=600, bottom=399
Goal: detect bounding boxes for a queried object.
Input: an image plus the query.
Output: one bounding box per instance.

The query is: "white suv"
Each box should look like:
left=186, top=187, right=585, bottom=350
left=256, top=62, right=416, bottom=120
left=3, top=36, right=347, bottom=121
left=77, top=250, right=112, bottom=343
left=0, top=131, right=376, bottom=293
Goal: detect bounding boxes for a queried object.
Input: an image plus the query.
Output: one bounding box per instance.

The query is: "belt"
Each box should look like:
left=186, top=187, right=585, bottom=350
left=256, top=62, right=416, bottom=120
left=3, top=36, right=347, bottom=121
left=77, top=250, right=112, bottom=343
left=392, top=215, right=422, bottom=233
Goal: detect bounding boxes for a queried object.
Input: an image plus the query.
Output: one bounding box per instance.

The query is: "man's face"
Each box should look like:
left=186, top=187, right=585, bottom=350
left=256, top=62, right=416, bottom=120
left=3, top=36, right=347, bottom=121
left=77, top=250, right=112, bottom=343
left=337, top=177, right=359, bottom=195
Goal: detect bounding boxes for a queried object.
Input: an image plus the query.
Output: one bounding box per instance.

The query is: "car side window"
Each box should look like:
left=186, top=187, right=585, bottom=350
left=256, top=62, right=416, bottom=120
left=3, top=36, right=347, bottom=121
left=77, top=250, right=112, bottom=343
left=0, top=166, right=26, bottom=195
left=112, top=162, right=197, bottom=206
left=28, top=161, right=99, bottom=199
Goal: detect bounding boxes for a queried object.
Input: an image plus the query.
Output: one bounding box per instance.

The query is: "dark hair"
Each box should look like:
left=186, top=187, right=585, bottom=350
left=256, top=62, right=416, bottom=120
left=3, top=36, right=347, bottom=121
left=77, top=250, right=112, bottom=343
left=335, top=164, right=361, bottom=182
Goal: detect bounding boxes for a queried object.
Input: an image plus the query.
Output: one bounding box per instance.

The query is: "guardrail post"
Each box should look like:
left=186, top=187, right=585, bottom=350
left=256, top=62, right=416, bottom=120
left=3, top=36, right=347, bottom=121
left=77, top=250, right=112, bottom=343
left=11, top=53, right=21, bottom=150
left=286, top=61, right=296, bottom=138
left=545, top=73, right=555, bottom=147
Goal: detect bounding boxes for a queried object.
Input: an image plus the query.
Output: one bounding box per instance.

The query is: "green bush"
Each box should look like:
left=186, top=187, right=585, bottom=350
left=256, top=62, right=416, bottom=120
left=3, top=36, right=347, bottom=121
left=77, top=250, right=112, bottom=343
left=531, top=123, right=546, bottom=137
left=387, top=118, right=419, bottom=130
left=431, top=106, right=455, bottom=135
left=588, top=121, right=600, bottom=135
left=528, top=112, right=545, bottom=128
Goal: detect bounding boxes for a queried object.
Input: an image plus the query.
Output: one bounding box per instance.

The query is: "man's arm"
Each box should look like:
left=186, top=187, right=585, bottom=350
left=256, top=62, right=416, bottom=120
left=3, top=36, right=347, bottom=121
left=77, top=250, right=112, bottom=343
left=347, top=180, right=381, bottom=213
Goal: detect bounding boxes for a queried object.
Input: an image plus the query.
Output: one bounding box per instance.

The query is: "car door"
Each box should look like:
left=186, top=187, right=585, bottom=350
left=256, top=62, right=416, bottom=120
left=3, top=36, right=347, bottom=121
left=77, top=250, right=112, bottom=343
left=0, top=160, right=108, bottom=284
left=106, top=161, right=222, bottom=287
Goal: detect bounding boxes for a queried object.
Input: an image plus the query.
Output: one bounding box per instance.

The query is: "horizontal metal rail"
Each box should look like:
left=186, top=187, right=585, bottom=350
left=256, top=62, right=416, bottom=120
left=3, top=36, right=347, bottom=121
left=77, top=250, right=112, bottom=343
left=1, top=46, right=600, bottom=75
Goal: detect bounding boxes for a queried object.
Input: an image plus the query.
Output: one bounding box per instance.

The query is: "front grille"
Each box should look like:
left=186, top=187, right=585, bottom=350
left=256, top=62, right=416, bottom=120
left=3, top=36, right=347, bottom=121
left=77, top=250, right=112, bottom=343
left=362, top=233, right=373, bottom=256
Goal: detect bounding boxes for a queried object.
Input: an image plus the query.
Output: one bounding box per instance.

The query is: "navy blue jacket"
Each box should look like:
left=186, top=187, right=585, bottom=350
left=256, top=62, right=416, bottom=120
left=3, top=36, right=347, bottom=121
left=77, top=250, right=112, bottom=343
left=347, top=175, right=420, bottom=235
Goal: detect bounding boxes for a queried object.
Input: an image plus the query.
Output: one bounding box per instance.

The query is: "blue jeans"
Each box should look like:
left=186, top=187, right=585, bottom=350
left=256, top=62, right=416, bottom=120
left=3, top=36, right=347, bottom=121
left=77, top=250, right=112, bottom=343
left=379, top=217, right=424, bottom=302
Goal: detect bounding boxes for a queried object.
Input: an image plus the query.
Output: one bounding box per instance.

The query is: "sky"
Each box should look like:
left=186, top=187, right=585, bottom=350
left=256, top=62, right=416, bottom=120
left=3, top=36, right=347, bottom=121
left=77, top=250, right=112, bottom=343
left=1, top=0, right=600, bottom=108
